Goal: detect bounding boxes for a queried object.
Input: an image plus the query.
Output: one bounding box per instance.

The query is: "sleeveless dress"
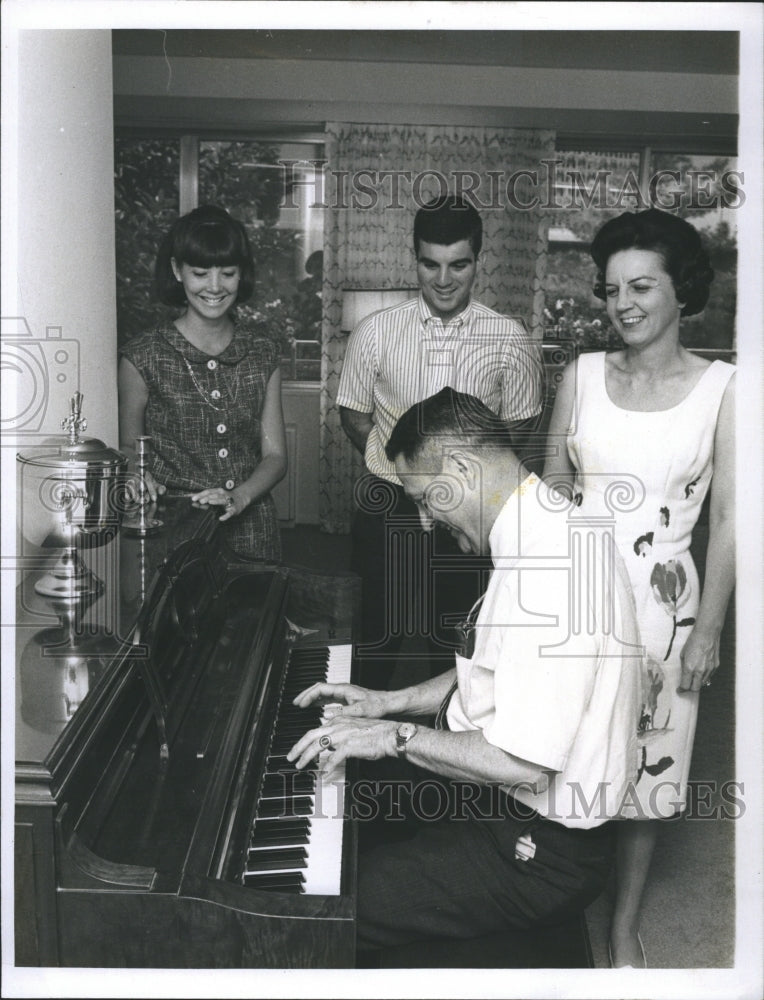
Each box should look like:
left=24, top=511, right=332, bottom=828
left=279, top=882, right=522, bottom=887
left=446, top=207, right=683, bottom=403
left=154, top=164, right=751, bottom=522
left=565, top=352, right=735, bottom=818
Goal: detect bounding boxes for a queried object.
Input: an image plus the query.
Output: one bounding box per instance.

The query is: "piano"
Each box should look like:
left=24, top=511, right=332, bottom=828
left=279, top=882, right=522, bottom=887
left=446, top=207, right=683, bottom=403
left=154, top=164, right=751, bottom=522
left=14, top=499, right=359, bottom=968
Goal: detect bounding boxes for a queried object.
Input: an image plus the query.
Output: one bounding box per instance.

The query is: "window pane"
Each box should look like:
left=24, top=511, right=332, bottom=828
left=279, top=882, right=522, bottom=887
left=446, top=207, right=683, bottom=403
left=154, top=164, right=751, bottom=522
left=650, top=153, right=738, bottom=354
left=114, top=138, right=180, bottom=349
left=199, top=140, right=324, bottom=381
left=543, top=150, right=642, bottom=352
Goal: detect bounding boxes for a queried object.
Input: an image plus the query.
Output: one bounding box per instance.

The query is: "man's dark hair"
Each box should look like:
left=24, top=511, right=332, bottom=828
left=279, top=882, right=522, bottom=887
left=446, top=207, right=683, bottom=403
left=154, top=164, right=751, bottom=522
left=386, top=387, right=513, bottom=465
left=591, top=207, right=714, bottom=317
left=413, top=195, right=483, bottom=258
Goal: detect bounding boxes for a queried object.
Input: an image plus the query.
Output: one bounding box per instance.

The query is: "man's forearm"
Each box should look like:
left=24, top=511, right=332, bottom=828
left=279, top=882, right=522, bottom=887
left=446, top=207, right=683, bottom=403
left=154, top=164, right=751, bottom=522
left=378, top=668, right=457, bottom=718
left=339, top=406, right=373, bottom=455
left=403, top=727, right=548, bottom=792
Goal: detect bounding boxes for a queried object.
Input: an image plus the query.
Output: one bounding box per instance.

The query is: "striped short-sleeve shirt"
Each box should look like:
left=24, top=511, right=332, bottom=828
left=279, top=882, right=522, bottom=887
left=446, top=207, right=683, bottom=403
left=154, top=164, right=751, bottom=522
left=336, top=294, right=544, bottom=483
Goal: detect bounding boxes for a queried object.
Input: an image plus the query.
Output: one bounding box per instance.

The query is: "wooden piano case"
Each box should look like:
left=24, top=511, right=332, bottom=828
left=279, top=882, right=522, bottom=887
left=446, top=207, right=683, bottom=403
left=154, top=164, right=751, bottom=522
left=14, top=499, right=358, bottom=968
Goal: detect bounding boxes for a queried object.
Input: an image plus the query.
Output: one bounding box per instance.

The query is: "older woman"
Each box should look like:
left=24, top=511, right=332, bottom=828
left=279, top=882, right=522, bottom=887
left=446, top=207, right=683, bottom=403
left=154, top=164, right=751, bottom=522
left=544, top=208, right=735, bottom=967
left=119, top=204, right=287, bottom=560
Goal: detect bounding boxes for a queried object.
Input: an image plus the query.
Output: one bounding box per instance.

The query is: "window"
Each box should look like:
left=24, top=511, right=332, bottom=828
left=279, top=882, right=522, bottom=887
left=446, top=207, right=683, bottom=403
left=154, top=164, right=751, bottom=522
left=542, top=148, right=738, bottom=358
left=114, top=138, right=179, bottom=349
left=114, top=135, right=325, bottom=381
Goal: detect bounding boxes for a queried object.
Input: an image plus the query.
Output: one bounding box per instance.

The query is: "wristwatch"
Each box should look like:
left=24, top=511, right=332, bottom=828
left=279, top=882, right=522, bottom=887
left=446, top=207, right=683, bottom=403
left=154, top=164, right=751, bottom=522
left=395, top=721, right=418, bottom=757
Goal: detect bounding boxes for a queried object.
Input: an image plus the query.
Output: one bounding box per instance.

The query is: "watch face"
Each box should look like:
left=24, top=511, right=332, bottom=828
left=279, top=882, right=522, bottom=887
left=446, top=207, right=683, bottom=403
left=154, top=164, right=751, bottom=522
left=398, top=722, right=417, bottom=740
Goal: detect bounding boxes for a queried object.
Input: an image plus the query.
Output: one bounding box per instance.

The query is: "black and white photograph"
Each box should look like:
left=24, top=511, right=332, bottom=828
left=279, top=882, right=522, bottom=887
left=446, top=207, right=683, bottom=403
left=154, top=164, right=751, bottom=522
left=2, top=3, right=762, bottom=998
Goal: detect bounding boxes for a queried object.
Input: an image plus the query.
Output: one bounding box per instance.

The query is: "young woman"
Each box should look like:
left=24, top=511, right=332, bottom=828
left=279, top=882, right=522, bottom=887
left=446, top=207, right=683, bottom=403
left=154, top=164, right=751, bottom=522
left=544, top=208, right=735, bottom=967
left=119, top=204, right=287, bottom=560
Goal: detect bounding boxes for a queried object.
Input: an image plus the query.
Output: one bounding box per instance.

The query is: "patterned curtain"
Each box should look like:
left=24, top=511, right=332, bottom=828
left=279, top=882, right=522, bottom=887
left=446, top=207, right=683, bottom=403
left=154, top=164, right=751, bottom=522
left=319, top=122, right=556, bottom=533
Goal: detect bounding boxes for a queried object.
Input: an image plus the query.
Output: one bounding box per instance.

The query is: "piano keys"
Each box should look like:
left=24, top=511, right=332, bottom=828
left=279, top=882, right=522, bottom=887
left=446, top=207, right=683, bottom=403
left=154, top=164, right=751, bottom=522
left=245, top=642, right=352, bottom=896
left=14, top=499, right=360, bottom=968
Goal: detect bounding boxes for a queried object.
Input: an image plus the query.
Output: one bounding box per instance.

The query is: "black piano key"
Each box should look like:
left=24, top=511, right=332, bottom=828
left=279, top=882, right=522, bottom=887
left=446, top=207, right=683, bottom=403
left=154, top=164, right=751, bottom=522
left=251, top=817, right=310, bottom=837
left=274, top=713, right=322, bottom=726
left=289, top=650, right=329, bottom=661
left=270, top=740, right=312, bottom=751
left=259, top=789, right=315, bottom=805
left=261, top=774, right=315, bottom=796
left=265, top=764, right=320, bottom=784
left=243, top=872, right=305, bottom=892
left=246, top=846, right=308, bottom=868
left=256, top=795, right=314, bottom=818
left=265, top=754, right=298, bottom=768
left=250, top=829, right=311, bottom=847
left=272, top=718, right=322, bottom=733
left=246, top=858, right=308, bottom=873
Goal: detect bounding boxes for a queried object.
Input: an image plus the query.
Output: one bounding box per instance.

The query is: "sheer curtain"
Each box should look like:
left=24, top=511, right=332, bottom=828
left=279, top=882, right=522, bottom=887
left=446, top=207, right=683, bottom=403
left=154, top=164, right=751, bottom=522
left=319, top=122, right=556, bottom=533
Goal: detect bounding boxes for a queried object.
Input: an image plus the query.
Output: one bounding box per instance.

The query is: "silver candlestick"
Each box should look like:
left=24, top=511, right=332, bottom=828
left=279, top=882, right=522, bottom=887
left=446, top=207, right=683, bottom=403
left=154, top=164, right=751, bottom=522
left=122, top=436, right=163, bottom=536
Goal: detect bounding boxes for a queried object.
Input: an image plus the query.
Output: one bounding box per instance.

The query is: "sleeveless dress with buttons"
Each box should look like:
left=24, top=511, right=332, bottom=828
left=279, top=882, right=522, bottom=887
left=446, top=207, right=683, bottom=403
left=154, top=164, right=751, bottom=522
left=565, top=351, right=735, bottom=818
left=120, top=322, right=281, bottom=560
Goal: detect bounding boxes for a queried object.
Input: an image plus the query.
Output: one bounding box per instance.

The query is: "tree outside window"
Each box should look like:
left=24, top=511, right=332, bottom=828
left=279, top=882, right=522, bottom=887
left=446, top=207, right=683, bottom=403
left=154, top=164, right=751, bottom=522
left=542, top=150, right=738, bottom=357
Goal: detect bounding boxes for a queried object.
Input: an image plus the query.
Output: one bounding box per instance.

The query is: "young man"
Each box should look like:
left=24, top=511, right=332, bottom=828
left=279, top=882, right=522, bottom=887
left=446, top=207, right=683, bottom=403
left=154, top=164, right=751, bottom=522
left=288, top=388, right=641, bottom=952
left=337, top=196, right=544, bottom=688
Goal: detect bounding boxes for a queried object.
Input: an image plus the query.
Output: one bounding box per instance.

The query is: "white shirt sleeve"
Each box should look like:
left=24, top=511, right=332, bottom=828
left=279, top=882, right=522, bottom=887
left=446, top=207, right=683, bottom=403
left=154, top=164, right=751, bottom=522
left=500, top=324, right=545, bottom=422
left=336, top=317, right=377, bottom=414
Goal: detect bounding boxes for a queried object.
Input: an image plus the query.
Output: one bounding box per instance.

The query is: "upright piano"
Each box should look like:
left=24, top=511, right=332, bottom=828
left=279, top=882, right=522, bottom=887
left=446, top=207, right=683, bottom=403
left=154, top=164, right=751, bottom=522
left=14, top=500, right=359, bottom=968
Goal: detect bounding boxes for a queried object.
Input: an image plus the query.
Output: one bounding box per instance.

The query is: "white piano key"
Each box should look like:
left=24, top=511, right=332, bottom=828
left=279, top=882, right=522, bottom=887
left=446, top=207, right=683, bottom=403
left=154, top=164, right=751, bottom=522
left=303, top=643, right=350, bottom=895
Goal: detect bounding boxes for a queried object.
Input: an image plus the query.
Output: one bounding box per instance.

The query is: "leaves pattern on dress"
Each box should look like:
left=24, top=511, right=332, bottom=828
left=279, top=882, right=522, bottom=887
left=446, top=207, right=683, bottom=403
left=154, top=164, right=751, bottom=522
left=633, top=531, right=654, bottom=557
left=636, top=657, right=676, bottom=783
left=684, top=476, right=701, bottom=498
left=660, top=506, right=670, bottom=526
left=650, top=559, right=696, bottom=660
left=638, top=657, right=665, bottom=733
left=637, top=745, right=675, bottom=781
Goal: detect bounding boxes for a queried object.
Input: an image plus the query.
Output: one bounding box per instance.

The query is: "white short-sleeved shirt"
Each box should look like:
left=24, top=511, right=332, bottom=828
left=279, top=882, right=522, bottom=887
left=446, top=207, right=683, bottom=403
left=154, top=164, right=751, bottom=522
left=446, top=475, right=642, bottom=829
left=336, top=294, right=544, bottom=484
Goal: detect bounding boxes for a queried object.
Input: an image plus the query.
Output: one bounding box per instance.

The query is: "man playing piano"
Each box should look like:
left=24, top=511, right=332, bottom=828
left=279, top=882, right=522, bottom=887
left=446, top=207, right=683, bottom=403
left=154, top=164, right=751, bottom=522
left=288, top=388, right=641, bottom=953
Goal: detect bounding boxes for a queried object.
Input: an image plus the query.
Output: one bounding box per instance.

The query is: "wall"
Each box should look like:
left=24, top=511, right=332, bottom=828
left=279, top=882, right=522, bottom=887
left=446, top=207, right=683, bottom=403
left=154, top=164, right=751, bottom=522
left=12, top=31, right=118, bottom=448
left=111, top=32, right=738, bottom=147
left=3, top=31, right=118, bottom=562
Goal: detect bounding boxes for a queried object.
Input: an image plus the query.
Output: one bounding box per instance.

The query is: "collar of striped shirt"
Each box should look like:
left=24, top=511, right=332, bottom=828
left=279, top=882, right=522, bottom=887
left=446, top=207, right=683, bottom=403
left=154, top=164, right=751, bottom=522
left=416, top=292, right=474, bottom=331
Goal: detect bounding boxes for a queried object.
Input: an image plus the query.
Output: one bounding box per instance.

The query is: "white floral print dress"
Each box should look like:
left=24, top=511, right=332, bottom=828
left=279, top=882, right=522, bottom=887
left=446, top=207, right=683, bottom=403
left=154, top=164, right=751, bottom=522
left=565, top=351, right=735, bottom=818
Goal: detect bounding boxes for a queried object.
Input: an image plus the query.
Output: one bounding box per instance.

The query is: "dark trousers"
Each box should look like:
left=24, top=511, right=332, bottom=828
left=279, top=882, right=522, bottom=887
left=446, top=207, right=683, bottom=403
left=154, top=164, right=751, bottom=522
left=354, top=765, right=615, bottom=951
left=350, top=475, right=491, bottom=689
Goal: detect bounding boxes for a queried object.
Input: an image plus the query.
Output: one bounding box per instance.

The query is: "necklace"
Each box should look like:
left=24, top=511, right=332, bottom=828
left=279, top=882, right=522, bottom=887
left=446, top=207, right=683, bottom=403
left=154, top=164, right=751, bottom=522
left=183, top=357, right=241, bottom=411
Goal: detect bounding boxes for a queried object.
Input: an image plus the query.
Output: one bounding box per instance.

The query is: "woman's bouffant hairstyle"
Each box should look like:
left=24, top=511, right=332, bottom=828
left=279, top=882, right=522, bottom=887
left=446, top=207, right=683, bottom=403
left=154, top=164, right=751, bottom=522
left=591, top=208, right=714, bottom=317
left=153, top=205, right=256, bottom=307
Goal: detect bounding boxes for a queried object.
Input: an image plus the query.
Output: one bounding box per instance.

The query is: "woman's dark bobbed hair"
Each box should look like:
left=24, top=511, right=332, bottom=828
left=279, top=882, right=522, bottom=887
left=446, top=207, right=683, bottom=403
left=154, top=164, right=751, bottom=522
left=591, top=208, right=714, bottom=317
left=154, top=204, right=256, bottom=307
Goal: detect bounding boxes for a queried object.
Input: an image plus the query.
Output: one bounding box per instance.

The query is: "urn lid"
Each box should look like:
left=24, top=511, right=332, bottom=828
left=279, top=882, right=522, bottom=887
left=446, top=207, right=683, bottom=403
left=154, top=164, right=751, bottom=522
left=16, top=393, right=126, bottom=471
